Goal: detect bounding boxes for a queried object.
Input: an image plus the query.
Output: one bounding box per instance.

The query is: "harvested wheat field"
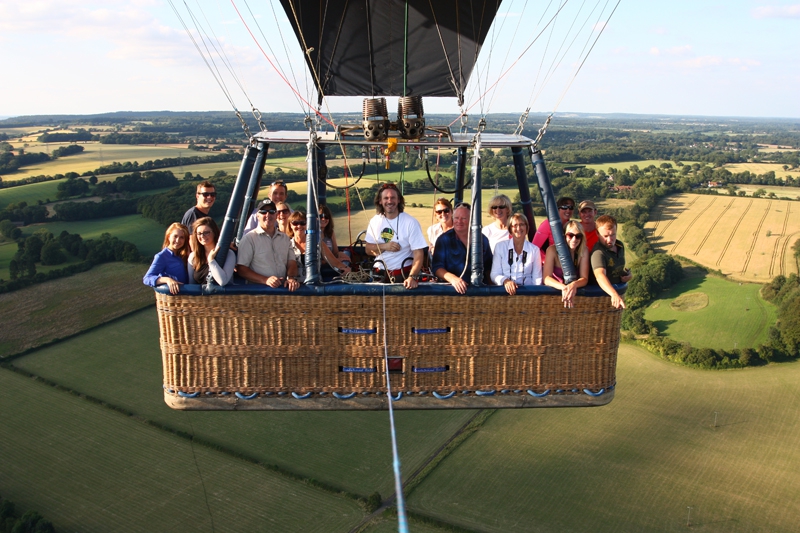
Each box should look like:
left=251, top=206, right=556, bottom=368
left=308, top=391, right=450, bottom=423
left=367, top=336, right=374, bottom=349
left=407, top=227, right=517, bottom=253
left=647, top=193, right=800, bottom=282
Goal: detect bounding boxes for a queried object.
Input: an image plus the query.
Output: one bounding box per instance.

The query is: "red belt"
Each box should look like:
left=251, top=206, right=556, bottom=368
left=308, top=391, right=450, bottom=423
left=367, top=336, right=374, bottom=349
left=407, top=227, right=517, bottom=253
left=373, top=265, right=412, bottom=278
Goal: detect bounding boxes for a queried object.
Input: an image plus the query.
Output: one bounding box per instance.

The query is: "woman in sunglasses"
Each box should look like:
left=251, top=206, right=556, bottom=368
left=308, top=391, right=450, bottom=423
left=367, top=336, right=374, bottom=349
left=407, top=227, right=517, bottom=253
left=543, top=220, right=589, bottom=308
left=287, top=211, right=351, bottom=279
left=318, top=204, right=350, bottom=265
left=533, top=196, right=575, bottom=262
left=482, top=194, right=513, bottom=253
left=426, top=198, right=454, bottom=256
left=188, top=217, right=236, bottom=286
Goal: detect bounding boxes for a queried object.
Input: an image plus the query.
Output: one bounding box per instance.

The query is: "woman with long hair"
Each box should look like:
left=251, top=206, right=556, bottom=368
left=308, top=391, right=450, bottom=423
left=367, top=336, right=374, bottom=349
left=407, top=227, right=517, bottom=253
left=490, top=213, right=542, bottom=295
left=543, top=220, right=589, bottom=308
left=143, top=222, right=190, bottom=294
left=426, top=197, right=453, bottom=255
left=188, top=217, right=236, bottom=286
left=482, top=194, right=513, bottom=253
left=276, top=201, right=292, bottom=236
left=287, top=211, right=351, bottom=278
left=319, top=204, right=350, bottom=264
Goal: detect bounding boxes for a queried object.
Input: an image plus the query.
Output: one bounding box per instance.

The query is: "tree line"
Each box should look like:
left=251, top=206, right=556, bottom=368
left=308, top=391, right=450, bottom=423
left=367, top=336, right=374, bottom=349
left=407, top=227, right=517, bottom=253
left=0, top=493, right=55, bottom=533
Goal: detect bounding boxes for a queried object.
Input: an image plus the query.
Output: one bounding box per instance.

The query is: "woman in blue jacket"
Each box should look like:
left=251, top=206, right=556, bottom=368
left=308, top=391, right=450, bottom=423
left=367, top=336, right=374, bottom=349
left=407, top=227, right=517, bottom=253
left=143, top=223, right=190, bottom=294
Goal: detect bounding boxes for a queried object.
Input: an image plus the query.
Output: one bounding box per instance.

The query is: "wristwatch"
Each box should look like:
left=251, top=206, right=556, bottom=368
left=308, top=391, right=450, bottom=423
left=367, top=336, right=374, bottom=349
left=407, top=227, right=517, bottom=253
left=410, top=274, right=420, bottom=281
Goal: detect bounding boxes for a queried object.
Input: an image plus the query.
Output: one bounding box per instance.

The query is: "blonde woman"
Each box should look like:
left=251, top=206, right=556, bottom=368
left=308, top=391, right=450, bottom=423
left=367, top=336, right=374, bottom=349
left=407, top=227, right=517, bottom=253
left=543, top=220, right=589, bottom=308
left=276, top=201, right=292, bottom=236
left=482, top=194, right=512, bottom=252
left=143, top=223, right=190, bottom=294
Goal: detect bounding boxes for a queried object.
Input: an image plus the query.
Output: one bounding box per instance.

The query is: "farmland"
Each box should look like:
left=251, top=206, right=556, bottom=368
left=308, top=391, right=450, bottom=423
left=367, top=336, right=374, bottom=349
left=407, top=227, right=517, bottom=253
left=646, top=193, right=800, bottom=281
left=644, top=274, right=776, bottom=350
left=3, top=309, right=800, bottom=531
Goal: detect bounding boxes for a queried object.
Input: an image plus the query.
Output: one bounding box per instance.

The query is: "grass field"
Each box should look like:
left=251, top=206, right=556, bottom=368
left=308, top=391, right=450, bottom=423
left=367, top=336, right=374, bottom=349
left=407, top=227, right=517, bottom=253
left=8, top=312, right=800, bottom=531
left=29, top=214, right=166, bottom=256
left=723, top=162, right=796, bottom=180
left=732, top=184, right=800, bottom=200
left=583, top=159, right=697, bottom=172
left=12, top=308, right=477, bottom=498
left=0, top=369, right=365, bottom=532
left=646, top=193, right=800, bottom=281
left=0, top=262, right=152, bottom=357
left=644, top=274, right=776, bottom=349
left=406, top=344, right=800, bottom=532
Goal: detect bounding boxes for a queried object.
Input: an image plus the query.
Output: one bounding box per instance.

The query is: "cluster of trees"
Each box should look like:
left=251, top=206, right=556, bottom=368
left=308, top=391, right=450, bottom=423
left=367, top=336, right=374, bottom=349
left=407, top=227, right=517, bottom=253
left=37, top=129, right=94, bottom=143
left=56, top=175, right=90, bottom=199
left=1, top=230, right=140, bottom=294
left=94, top=170, right=179, bottom=195
left=0, top=494, right=55, bottom=533
left=0, top=142, right=85, bottom=175
left=99, top=132, right=174, bottom=144
left=638, top=334, right=777, bottom=369
left=89, top=150, right=240, bottom=176
left=0, top=202, right=48, bottom=225
left=53, top=198, right=138, bottom=222
left=51, top=144, right=84, bottom=158
left=761, top=272, right=800, bottom=358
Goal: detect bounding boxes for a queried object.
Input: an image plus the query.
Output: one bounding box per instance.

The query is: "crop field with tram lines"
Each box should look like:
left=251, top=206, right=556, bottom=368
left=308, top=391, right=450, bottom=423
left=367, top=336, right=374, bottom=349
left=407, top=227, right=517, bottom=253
left=646, top=193, right=800, bottom=282
left=3, top=308, right=800, bottom=532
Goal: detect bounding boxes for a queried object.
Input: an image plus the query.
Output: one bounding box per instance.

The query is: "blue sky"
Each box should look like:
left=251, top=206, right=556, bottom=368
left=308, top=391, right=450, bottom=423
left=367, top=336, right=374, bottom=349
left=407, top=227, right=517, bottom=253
left=1, top=0, right=798, bottom=119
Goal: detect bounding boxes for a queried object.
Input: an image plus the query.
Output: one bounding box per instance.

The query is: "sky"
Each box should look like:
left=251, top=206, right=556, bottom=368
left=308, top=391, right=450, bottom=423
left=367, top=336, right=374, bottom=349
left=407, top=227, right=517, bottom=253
left=0, top=0, right=798, bottom=120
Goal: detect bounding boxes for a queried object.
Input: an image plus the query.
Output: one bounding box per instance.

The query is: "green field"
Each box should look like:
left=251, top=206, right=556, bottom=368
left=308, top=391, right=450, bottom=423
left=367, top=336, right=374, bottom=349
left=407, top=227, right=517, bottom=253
left=12, top=308, right=477, bottom=498
left=0, top=179, right=64, bottom=209
left=31, top=214, right=166, bottom=256
left=0, top=369, right=364, bottom=532
left=644, top=274, right=776, bottom=350
left=407, top=344, right=800, bottom=532
left=7, top=310, right=800, bottom=531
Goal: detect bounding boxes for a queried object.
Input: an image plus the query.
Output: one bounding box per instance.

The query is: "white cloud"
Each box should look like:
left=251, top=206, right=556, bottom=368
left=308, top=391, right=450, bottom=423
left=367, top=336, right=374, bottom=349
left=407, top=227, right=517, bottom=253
left=677, top=55, right=723, bottom=68
left=752, top=4, right=800, bottom=18
left=650, top=47, right=660, bottom=56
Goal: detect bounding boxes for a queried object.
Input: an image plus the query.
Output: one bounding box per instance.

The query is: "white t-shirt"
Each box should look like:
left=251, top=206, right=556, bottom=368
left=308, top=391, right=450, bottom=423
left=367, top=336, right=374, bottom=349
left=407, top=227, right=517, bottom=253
left=482, top=223, right=511, bottom=253
left=427, top=223, right=449, bottom=249
left=490, top=239, right=542, bottom=286
left=366, top=212, right=427, bottom=271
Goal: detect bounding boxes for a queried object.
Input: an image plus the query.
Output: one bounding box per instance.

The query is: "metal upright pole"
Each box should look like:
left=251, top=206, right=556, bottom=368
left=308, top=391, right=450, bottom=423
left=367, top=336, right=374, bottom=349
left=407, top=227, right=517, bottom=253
left=316, top=144, right=327, bottom=206
left=235, top=142, right=268, bottom=245
left=530, top=148, right=577, bottom=284
left=304, top=134, right=321, bottom=285
left=454, top=146, right=468, bottom=205
left=215, top=144, right=260, bottom=273
left=469, top=143, right=484, bottom=286
left=511, top=146, right=536, bottom=241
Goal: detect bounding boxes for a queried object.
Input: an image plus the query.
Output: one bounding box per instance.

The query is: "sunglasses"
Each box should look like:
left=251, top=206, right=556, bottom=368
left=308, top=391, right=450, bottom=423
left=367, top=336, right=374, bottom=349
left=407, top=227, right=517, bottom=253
left=318, top=214, right=329, bottom=219
left=291, top=221, right=307, bottom=226
left=558, top=205, right=574, bottom=210
left=196, top=230, right=212, bottom=237
left=271, top=180, right=286, bottom=186
left=435, top=208, right=451, bottom=215
left=276, top=208, right=290, bottom=215
left=491, top=205, right=507, bottom=210
left=258, top=209, right=277, bottom=215
left=199, top=192, right=217, bottom=198
left=565, top=233, right=583, bottom=239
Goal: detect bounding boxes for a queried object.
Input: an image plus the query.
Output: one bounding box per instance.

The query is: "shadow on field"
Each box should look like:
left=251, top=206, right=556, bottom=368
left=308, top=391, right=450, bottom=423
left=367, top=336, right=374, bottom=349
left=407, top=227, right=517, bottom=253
left=652, top=319, right=677, bottom=331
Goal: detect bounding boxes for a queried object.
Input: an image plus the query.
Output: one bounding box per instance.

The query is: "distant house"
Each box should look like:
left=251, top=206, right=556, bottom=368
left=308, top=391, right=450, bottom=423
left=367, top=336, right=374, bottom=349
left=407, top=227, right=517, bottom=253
left=708, top=181, right=721, bottom=188
left=613, top=185, right=633, bottom=193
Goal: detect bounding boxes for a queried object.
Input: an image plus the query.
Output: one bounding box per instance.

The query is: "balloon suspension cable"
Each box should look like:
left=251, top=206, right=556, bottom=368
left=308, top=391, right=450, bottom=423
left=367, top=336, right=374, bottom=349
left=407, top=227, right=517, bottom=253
left=381, top=288, right=410, bottom=533
left=251, top=105, right=267, bottom=132
left=515, top=108, right=531, bottom=136
left=229, top=0, right=334, bottom=128
left=533, top=114, right=553, bottom=147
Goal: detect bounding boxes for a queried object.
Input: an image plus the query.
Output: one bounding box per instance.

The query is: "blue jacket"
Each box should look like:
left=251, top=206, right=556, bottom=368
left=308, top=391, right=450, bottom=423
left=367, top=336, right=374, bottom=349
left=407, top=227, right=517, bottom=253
left=143, top=248, right=188, bottom=287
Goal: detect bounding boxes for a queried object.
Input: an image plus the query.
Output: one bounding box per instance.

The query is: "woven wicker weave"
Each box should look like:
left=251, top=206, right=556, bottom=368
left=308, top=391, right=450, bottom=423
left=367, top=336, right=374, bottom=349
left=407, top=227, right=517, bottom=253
left=157, top=290, right=621, bottom=408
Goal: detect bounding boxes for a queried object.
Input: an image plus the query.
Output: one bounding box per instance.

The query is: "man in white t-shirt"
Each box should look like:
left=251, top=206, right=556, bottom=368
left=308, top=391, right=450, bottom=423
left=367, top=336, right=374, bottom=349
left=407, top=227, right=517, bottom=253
left=365, top=183, right=427, bottom=289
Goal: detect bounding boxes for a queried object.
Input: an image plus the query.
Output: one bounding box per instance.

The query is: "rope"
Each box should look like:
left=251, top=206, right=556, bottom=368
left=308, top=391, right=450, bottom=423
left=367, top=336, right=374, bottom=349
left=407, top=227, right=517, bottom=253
left=229, top=0, right=335, bottom=127
left=381, top=287, right=410, bottom=533
left=184, top=412, right=216, bottom=533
